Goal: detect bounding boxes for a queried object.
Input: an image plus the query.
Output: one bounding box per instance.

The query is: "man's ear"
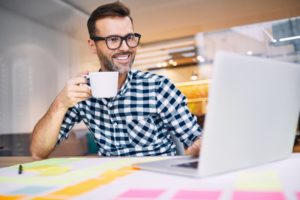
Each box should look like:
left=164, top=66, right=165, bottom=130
left=88, top=39, right=97, bottom=54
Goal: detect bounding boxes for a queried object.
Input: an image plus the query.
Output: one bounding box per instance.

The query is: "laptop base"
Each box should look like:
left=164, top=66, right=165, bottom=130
left=134, top=156, right=201, bottom=178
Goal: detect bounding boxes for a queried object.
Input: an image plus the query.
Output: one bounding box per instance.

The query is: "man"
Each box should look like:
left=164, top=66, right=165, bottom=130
left=30, top=2, right=202, bottom=159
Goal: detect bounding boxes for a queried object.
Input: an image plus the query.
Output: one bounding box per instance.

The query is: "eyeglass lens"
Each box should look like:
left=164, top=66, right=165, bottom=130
left=106, top=34, right=140, bottom=49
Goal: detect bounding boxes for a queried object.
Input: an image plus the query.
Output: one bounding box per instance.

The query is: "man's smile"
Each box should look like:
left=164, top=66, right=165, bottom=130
left=113, top=52, right=131, bottom=64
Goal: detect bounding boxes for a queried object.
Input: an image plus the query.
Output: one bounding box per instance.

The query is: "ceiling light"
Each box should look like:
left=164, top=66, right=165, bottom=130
left=197, top=56, right=206, bottom=63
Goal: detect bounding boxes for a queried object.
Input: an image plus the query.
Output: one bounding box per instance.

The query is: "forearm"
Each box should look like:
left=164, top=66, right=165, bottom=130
left=30, top=97, right=68, bottom=160
left=185, top=138, right=201, bottom=156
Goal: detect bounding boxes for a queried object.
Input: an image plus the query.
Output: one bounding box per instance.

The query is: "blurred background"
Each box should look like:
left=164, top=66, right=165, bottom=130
left=0, top=0, right=299, bottom=156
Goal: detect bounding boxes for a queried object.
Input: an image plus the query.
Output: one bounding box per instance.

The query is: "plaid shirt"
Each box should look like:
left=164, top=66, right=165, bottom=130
left=58, top=69, right=202, bottom=156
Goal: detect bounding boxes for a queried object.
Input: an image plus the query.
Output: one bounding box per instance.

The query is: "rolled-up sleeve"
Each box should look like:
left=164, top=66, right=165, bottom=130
left=156, top=78, right=202, bottom=148
left=57, top=106, right=81, bottom=144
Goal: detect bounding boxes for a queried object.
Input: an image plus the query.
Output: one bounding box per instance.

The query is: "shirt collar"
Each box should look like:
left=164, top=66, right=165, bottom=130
left=117, top=70, right=132, bottom=97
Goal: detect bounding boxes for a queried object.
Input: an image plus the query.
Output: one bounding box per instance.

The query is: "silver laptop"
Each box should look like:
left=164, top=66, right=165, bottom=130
left=134, top=52, right=300, bottom=177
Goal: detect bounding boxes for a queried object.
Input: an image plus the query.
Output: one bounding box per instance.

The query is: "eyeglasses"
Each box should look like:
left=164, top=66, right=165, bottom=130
left=90, top=33, right=141, bottom=50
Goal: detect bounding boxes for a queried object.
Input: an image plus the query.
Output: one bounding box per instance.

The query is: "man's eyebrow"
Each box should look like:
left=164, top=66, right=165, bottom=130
left=105, top=33, right=134, bottom=37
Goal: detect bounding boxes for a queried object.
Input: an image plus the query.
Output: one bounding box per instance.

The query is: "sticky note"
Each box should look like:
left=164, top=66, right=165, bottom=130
left=116, top=189, right=165, bottom=199
left=26, top=165, right=71, bottom=176
left=232, top=191, right=285, bottom=200
left=8, top=186, right=54, bottom=195
left=23, top=158, right=82, bottom=168
left=296, top=192, right=300, bottom=200
left=0, top=195, right=25, bottom=200
left=50, top=177, right=112, bottom=196
left=31, top=196, right=64, bottom=200
left=101, top=169, right=131, bottom=178
left=172, top=190, right=221, bottom=200
left=235, top=171, right=282, bottom=191
left=39, top=167, right=71, bottom=176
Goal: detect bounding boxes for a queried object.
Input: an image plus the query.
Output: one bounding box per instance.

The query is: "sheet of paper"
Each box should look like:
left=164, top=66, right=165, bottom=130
left=235, top=170, right=282, bottom=191
left=232, top=191, right=286, bottom=200
left=116, top=189, right=165, bottom=200
left=171, top=190, right=221, bottom=200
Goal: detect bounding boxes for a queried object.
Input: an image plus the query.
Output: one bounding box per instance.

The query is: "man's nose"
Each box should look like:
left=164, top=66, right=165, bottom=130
left=118, top=39, right=130, bottom=51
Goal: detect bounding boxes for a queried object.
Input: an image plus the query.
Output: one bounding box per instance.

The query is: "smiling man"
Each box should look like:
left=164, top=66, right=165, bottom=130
left=30, top=2, right=202, bottom=159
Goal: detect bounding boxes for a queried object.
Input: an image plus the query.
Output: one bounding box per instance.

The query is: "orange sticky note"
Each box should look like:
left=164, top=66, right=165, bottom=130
left=31, top=196, right=64, bottom=200
left=50, top=177, right=112, bottom=196
left=101, top=170, right=131, bottom=178
left=0, top=195, right=25, bottom=200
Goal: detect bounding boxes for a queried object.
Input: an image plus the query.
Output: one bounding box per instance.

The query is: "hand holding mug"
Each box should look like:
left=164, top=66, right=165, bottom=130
left=56, top=71, right=92, bottom=109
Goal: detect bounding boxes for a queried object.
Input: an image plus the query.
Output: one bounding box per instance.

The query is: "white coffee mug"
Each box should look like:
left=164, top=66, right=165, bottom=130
left=87, top=71, right=118, bottom=98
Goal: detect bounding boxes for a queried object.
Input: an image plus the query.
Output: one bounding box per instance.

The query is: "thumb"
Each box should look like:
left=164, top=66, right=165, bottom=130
left=77, top=70, right=89, bottom=77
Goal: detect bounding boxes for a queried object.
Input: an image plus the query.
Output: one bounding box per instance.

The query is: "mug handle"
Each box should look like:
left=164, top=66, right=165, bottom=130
left=82, top=74, right=91, bottom=87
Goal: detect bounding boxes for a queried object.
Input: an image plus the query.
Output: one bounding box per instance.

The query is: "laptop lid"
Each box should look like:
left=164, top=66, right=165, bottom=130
left=135, top=52, right=300, bottom=177
left=198, top=52, right=300, bottom=176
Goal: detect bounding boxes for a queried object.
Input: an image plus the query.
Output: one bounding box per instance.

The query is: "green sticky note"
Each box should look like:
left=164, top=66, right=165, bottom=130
left=235, top=170, right=282, bottom=191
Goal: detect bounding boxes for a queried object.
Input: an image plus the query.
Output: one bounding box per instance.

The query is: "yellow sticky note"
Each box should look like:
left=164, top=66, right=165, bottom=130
left=26, top=165, right=71, bottom=176
left=50, top=177, right=112, bottom=196
left=26, top=165, right=53, bottom=171
left=39, top=167, right=71, bottom=176
left=235, top=170, right=282, bottom=191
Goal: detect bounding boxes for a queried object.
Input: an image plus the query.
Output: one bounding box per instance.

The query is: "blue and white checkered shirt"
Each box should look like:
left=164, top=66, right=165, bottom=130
left=58, top=69, right=202, bottom=156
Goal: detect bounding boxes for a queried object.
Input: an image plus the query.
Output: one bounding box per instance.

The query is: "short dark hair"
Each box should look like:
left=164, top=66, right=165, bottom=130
left=87, top=2, right=133, bottom=37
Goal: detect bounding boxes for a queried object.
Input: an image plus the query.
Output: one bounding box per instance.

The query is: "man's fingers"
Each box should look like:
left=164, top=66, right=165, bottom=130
left=70, top=85, right=91, bottom=93
left=69, top=76, right=88, bottom=85
left=73, top=92, right=92, bottom=99
left=77, top=71, right=89, bottom=77
left=186, top=138, right=201, bottom=156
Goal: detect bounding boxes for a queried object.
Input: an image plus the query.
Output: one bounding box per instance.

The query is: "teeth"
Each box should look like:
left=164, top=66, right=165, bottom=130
left=115, top=54, right=129, bottom=60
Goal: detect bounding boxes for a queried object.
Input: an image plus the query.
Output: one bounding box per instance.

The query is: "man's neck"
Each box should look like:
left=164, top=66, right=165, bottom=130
left=118, top=73, right=127, bottom=90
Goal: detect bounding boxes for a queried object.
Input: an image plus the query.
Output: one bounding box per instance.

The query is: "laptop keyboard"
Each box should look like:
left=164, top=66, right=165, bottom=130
left=175, top=161, right=199, bottom=169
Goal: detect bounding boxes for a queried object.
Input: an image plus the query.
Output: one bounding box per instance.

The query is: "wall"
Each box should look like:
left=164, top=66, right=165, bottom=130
left=0, top=7, right=82, bottom=134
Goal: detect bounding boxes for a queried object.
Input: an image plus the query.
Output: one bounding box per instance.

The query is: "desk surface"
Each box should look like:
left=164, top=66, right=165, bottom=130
left=0, top=154, right=300, bottom=200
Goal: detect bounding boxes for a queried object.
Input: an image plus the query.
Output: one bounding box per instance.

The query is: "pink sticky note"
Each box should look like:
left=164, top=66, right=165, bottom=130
left=172, top=190, right=221, bottom=200
left=116, top=189, right=165, bottom=199
left=232, top=191, right=285, bottom=200
left=296, top=192, right=300, bottom=200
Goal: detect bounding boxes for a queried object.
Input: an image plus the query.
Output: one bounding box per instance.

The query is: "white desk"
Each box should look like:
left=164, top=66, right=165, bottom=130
left=0, top=154, right=300, bottom=200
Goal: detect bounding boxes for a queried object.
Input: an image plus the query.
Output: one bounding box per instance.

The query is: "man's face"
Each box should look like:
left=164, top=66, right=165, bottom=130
left=91, top=16, right=137, bottom=74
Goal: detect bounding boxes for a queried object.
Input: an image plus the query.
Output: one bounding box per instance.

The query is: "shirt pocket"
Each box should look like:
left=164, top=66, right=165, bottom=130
left=126, top=116, right=158, bottom=147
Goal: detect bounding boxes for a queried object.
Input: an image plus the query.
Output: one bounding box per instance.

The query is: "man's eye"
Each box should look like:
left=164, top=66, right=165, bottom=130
left=127, top=34, right=135, bottom=40
left=108, top=37, right=120, bottom=43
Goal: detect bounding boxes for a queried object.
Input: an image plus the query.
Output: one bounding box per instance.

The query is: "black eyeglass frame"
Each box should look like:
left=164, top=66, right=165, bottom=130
left=90, top=33, right=142, bottom=50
